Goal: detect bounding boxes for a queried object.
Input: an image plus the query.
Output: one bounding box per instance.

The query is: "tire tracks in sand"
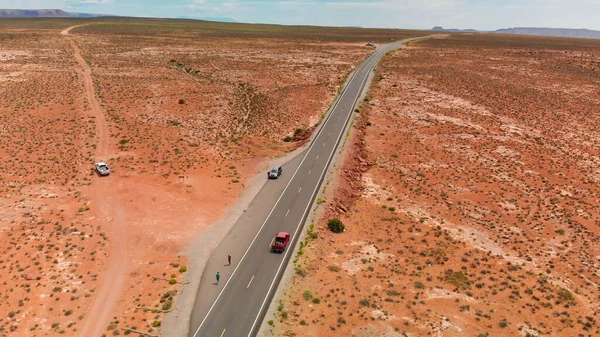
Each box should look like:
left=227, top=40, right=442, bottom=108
left=62, top=25, right=129, bottom=337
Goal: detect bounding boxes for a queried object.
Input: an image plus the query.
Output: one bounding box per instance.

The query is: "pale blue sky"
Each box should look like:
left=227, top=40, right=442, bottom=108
left=2, top=0, right=600, bottom=31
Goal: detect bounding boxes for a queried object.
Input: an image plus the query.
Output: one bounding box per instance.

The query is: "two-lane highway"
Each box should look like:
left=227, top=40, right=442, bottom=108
left=189, top=38, right=419, bottom=337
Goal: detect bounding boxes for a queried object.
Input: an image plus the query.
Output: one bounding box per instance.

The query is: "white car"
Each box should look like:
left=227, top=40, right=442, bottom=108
left=95, top=162, right=110, bottom=176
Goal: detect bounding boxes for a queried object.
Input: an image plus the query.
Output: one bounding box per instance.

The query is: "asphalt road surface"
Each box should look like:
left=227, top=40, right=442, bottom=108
left=189, top=38, right=418, bottom=337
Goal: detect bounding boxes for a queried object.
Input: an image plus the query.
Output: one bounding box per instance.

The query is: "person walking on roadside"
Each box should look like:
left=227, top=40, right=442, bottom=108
left=216, top=272, right=220, bottom=284
left=228, top=255, right=231, bottom=266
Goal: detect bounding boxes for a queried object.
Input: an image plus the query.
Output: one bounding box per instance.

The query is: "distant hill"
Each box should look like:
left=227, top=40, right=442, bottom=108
left=431, top=26, right=600, bottom=40
left=0, top=9, right=107, bottom=18
left=431, top=26, right=479, bottom=33
left=496, top=27, right=600, bottom=40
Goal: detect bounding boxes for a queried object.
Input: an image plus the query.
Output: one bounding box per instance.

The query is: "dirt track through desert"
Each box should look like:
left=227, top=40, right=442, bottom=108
left=62, top=25, right=129, bottom=337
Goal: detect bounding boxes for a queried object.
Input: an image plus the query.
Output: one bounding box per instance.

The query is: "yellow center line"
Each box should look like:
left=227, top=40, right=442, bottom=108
left=268, top=237, right=275, bottom=248
left=285, top=209, right=290, bottom=217
left=316, top=155, right=319, bottom=159
left=322, top=142, right=326, bottom=147
left=220, top=328, right=227, bottom=337
left=328, top=133, right=331, bottom=136
left=247, top=275, right=255, bottom=289
left=298, top=187, right=302, bottom=193
left=308, top=169, right=311, bottom=175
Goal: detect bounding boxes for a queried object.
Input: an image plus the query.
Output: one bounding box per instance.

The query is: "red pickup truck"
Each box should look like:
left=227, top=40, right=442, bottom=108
left=271, top=232, right=290, bottom=253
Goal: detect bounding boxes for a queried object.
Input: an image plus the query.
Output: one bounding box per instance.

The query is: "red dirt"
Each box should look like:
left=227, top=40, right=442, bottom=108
left=0, top=22, right=380, bottom=336
left=276, top=34, right=600, bottom=337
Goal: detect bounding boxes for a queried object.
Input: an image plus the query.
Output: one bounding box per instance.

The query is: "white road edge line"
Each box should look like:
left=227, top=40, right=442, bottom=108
left=191, top=40, right=367, bottom=337
left=245, top=43, right=393, bottom=337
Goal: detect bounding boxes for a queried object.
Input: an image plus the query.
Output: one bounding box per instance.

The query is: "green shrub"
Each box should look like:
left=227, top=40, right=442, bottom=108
left=445, top=269, right=471, bottom=289
left=557, top=288, right=574, bottom=303
left=303, top=290, right=313, bottom=300
left=327, top=218, right=345, bottom=233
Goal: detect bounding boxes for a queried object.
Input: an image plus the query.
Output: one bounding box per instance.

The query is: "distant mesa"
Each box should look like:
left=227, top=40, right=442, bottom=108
left=0, top=9, right=109, bottom=18
left=431, top=26, right=600, bottom=40
left=496, top=27, right=600, bottom=40
left=431, top=26, right=479, bottom=33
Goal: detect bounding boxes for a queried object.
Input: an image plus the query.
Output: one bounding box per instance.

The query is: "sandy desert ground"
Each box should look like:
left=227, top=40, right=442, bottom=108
left=0, top=19, right=431, bottom=336
left=274, top=34, right=600, bottom=337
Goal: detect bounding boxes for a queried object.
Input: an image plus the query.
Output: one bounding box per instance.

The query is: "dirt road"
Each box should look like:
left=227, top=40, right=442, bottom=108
left=62, top=24, right=129, bottom=337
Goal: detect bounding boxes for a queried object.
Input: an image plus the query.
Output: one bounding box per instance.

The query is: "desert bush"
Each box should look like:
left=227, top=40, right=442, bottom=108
left=557, top=288, right=574, bottom=303
left=327, top=218, right=345, bottom=233
left=283, top=136, right=293, bottom=142
left=303, top=290, right=313, bottom=300
left=445, top=269, right=471, bottom=289
left=179, top=265, right=187, bottom=273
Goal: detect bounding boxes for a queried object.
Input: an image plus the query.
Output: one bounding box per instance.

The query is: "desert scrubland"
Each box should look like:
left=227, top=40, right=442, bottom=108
left=0, top=18, right=430, bottom=336
left=277, top=34, right=600, bottom=337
